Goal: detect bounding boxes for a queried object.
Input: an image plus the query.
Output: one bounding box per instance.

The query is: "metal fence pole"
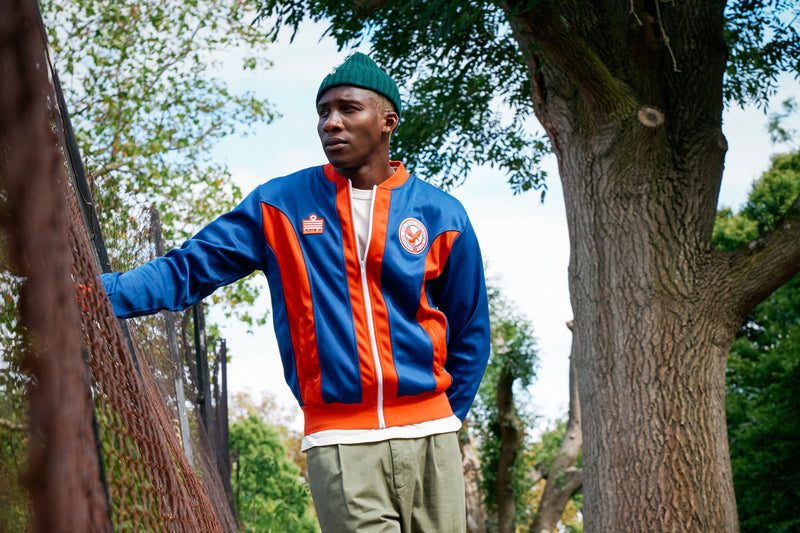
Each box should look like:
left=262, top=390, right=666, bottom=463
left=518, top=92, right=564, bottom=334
left=150, top=206, right=194, bottom=466
left=193, top=302, right=213, bottom=441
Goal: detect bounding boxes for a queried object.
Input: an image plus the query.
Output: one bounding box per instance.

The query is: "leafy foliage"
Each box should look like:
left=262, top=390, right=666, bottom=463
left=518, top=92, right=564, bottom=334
left=0, top=250, right=31, bottom=530
left=723, top=1, right=800, bottom=107
left=229, top=415, right=319, bottom=532
left=714, top=150, right=800, bottom=249
left=229, top=390, right=306, bottom=479
left=727, top=333, right=800, bottom=533
left=482, top=278, right=539, bottom=398
left=767, top=98, right=799, bottom=145
left=0, top=415, right=29, bottom=533
left=713, top=149, right=800, bottom=532
left=40, top=0, right=277, bottom=325
left=254, top=0, right=798, bottom=194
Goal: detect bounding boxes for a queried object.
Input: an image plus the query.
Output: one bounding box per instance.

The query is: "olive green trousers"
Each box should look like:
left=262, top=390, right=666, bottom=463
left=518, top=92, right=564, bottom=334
left=306, top=432, right=466, bottom=533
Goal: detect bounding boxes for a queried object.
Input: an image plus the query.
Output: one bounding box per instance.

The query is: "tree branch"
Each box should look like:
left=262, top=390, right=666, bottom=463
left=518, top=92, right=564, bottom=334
left=722, top=196, right=800, bottom=318
left=92, top=160, right=126, bottom=179
left=459, top=423, right=488, bottom=533
left=552, top=321, right=582, bottom=471
left=529, top=467, right=544, bottom=486
left=0, top=417, right=26, bottom=431
left=352, top=0, right=385, bottom=15
left=529, top=320, right=583, bottom=533
left=502, top=0, right=637, bottom=116
left=531, top=467, right=583, bottom=533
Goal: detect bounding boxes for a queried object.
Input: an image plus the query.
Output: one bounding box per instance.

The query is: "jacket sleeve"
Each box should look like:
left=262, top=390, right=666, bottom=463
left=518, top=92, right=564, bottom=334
left=432, top=219, right=490, bottom=421
left=101, top=189, right=266, bottom=318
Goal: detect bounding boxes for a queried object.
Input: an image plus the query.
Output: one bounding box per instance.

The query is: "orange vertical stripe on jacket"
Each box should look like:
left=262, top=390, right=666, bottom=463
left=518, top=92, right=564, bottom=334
left=419, top=231, right=460, bottom=390
left=334, top=181, right=377, bottom=400
left=366, top=187, right=398, bottom=398
left=261, top=203, right=324, bottom=406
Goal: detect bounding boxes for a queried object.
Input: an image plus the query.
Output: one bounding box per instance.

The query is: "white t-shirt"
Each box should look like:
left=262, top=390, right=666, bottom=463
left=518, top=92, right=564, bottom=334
left=350, top=186, right=373, bottom=262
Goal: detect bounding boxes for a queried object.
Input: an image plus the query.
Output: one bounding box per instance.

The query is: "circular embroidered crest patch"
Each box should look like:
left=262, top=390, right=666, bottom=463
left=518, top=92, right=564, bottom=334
left=399, top=218, right=428, bottom=254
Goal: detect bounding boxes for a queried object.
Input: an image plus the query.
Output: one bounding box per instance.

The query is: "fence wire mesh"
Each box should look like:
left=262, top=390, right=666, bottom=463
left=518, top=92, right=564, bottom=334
left=1, top=0, right=237, bottom=530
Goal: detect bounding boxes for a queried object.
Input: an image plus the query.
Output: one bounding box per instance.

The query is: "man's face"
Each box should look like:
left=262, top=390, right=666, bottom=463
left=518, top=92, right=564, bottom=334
left=317, top=86, right=395, bottom=173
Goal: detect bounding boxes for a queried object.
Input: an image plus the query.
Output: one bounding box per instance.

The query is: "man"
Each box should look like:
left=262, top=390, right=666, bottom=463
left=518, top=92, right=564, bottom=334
left=101, top=52, right=490, bottom=532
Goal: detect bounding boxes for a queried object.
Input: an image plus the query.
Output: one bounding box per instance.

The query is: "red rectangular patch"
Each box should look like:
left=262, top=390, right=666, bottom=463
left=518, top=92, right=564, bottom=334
left=302, top=214, right=324, bottom=235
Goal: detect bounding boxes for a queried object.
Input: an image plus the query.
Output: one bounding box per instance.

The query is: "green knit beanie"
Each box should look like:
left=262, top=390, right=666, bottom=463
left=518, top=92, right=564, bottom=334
left=317, top=52, right=402, bottom=116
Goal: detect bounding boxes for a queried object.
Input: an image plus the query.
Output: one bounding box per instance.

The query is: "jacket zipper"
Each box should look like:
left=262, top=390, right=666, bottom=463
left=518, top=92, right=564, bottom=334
left=350, top=182, right=386, bottom=429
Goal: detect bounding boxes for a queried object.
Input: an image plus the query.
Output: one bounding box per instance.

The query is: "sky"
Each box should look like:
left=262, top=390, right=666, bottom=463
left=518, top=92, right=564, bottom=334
left=207, top=21, right=797, bottom=433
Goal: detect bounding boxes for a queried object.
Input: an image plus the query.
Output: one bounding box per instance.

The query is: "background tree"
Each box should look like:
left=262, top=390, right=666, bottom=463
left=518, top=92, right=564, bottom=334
left=0, top=270, right=30, bottom=529
left=40, top=0, right=277, bottom=325
left=713, top=148, right=800, bottom=533
left=0, top=240, right=31, bottom=528
left=459, top=422, right=488, bottom=533
left=526, top=321, right=582, bottom=533
left=472, top=278, right=539, bottom=533
left=229, top=414, right=319, bottom=532
left=254, top=1, right=800, bottom=530
left=229, top=390, right=307, bottom=479
left=525, top=419, right=583, bottom=533
left=470, top=279, right=582, bottom=533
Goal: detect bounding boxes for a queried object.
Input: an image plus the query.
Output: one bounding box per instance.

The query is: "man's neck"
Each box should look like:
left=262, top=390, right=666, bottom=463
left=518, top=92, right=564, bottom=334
left=337, top=162, right=396, bottom=190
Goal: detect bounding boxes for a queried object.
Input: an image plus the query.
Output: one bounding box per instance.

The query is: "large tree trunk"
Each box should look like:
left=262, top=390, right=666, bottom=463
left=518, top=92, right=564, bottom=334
left=503, top=1, right=800, bottom=531
left=559, top=112, right=738, bottom=531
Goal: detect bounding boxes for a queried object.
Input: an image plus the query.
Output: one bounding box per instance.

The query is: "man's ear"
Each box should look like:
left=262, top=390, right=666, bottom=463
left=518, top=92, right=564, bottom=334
left=382, top=111, right=399, bottom=135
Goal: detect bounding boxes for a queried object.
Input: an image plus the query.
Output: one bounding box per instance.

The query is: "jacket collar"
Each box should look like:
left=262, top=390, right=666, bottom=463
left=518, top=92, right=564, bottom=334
left=323, top=162, right=410, bottom=189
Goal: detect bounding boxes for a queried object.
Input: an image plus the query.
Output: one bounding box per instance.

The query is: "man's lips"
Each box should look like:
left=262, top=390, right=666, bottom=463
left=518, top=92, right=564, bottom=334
left=324, top=138, right=347, bottom=150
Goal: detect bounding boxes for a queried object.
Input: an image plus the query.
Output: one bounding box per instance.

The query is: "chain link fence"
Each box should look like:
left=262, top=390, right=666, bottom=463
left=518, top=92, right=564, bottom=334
left=1, top=0, right=237, bottom=530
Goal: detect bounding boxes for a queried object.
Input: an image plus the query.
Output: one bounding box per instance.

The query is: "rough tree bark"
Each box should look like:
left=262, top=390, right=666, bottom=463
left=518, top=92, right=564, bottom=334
left=501, top=1, right=800, bottom=531
left=530, top=321, right=582, bottom=533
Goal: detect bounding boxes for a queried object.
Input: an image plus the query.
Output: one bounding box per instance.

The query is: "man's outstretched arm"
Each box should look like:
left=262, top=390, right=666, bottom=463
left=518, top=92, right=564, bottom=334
left=102, top=189, right=267, bottom=318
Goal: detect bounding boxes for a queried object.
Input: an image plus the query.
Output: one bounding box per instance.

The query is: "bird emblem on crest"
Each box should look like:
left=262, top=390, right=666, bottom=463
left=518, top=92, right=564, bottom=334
left=399, top=218, right=427, bottom=254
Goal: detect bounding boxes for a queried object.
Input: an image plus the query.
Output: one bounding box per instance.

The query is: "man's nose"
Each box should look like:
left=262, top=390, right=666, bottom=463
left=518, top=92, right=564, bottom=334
left=323, top=111, right=343, bottom=131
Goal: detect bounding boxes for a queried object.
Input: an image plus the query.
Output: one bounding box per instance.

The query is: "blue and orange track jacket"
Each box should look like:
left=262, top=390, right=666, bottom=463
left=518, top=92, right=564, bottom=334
left=101, top=163, right=490, bottom=436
